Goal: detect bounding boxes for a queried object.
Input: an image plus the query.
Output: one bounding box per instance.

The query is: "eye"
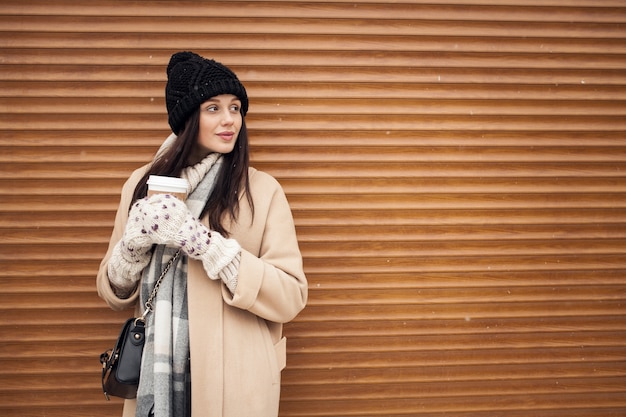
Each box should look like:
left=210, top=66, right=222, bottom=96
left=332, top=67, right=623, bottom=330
left=229, top=104, right=240, bottom=112
left=204, top=105, right=218, bottom=113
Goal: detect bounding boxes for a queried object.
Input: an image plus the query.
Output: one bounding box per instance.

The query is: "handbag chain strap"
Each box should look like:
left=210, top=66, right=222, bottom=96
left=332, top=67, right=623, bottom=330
left=139, top=249, right=181, bottom=323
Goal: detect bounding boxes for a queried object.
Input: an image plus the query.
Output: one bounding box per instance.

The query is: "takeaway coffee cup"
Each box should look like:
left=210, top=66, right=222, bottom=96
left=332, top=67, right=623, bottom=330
left=147, top=175, right=189, bottom=200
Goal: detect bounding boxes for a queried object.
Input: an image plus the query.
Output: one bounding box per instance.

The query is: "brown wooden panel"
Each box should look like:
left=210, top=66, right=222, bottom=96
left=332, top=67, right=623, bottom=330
left=0, top=1, right=625, bottom=416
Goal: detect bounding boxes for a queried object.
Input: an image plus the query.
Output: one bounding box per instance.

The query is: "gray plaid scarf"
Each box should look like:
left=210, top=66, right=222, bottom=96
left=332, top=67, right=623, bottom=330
left=136, top=153, right=223, bottom=417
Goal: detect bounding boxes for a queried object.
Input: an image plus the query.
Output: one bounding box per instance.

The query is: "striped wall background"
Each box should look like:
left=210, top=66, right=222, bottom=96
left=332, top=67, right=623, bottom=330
left=0, top=1, right=625, bottom=416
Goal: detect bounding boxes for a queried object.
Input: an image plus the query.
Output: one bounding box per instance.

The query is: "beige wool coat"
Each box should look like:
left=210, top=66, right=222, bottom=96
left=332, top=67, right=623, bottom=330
left=97, top=165, right=308, bottom=417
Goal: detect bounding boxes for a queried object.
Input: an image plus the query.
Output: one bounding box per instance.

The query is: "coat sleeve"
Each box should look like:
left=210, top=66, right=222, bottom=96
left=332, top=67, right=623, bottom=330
left=96, top=168, right=147, bottom=311
left=222, top=172, right=308, bottom=323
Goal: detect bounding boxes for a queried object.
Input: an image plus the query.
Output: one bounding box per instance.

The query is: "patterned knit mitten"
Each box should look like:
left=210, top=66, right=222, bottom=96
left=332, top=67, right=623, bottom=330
left=140, top=194, right=242, bottom=292
left=107, top=199, right=155, bottom=296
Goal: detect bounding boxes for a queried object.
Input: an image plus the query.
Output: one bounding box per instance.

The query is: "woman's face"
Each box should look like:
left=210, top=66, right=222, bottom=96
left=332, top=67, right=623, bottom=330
left=195, top=94, right=243, bottom=159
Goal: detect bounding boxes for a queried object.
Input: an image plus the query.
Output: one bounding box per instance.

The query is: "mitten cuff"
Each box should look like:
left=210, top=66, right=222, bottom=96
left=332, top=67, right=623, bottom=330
left=107, top=240, right=151, bottom=298
left=199, top=231, right=241, bottom=280
left=218, top=252, right=240, bottom=293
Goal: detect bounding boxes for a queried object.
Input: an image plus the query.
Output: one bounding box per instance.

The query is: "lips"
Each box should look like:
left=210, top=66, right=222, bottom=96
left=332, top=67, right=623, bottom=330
left=217, top=132, right=235, bottom=141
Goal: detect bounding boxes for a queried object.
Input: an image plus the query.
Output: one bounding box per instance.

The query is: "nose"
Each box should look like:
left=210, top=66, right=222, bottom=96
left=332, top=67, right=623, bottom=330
left=222, top=109, right=234, bottom=125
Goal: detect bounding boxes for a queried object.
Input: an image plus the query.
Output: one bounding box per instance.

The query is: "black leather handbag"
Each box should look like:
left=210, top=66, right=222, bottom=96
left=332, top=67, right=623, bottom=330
left=100, top=317, right=146, bottom=400
left=99, top=250, right=180, bottom=400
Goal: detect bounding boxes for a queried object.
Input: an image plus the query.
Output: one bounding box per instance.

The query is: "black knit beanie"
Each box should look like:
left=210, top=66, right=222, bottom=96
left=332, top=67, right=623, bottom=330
left=165, top=51, right=248, bottom=135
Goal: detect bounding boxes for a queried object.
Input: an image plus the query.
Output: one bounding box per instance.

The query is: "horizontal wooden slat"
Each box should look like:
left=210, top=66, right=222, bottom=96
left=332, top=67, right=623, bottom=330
left=2, top=65, right=625, bottom=86
left=2, top=34, right=626, bottom=53
left=0, top=1, right=624, bottom=22
left=2, top=52, right=626, bottom=70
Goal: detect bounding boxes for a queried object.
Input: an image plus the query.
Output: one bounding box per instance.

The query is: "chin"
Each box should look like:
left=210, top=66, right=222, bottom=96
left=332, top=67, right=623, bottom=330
left=217, top=143, right=237, bottom=154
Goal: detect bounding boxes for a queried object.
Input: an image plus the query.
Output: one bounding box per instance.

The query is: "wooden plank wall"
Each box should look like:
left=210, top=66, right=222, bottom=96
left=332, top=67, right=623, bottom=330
left=0, top=1, right=625, bottom=416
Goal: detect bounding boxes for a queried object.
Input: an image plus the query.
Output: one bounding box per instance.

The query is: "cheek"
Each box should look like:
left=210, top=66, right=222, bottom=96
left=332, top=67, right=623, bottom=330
left=200, top=117, right=216, bottom=131
left=198, top=119, right=217, bottom=140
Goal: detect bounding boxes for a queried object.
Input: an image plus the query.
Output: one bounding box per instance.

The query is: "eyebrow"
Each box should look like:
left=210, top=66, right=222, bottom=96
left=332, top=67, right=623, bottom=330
left=204, top=97, right=241, bottom=104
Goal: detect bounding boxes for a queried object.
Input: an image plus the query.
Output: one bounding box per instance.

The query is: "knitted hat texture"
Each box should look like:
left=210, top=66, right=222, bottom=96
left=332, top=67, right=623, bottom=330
left=165, top=51, right=248, bottom=134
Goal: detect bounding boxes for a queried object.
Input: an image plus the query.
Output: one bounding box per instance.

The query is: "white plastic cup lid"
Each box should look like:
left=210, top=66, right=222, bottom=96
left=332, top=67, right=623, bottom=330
left=147, top=175, right=189, bottom=193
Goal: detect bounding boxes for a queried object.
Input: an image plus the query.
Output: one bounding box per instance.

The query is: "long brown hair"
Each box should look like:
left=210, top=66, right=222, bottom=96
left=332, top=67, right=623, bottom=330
left=131, top=109, right=253, bottom=236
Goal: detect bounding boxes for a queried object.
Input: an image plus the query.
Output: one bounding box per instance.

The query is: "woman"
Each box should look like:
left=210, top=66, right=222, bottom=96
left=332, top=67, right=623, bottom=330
left=96, top=51, right=308, bottom=417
